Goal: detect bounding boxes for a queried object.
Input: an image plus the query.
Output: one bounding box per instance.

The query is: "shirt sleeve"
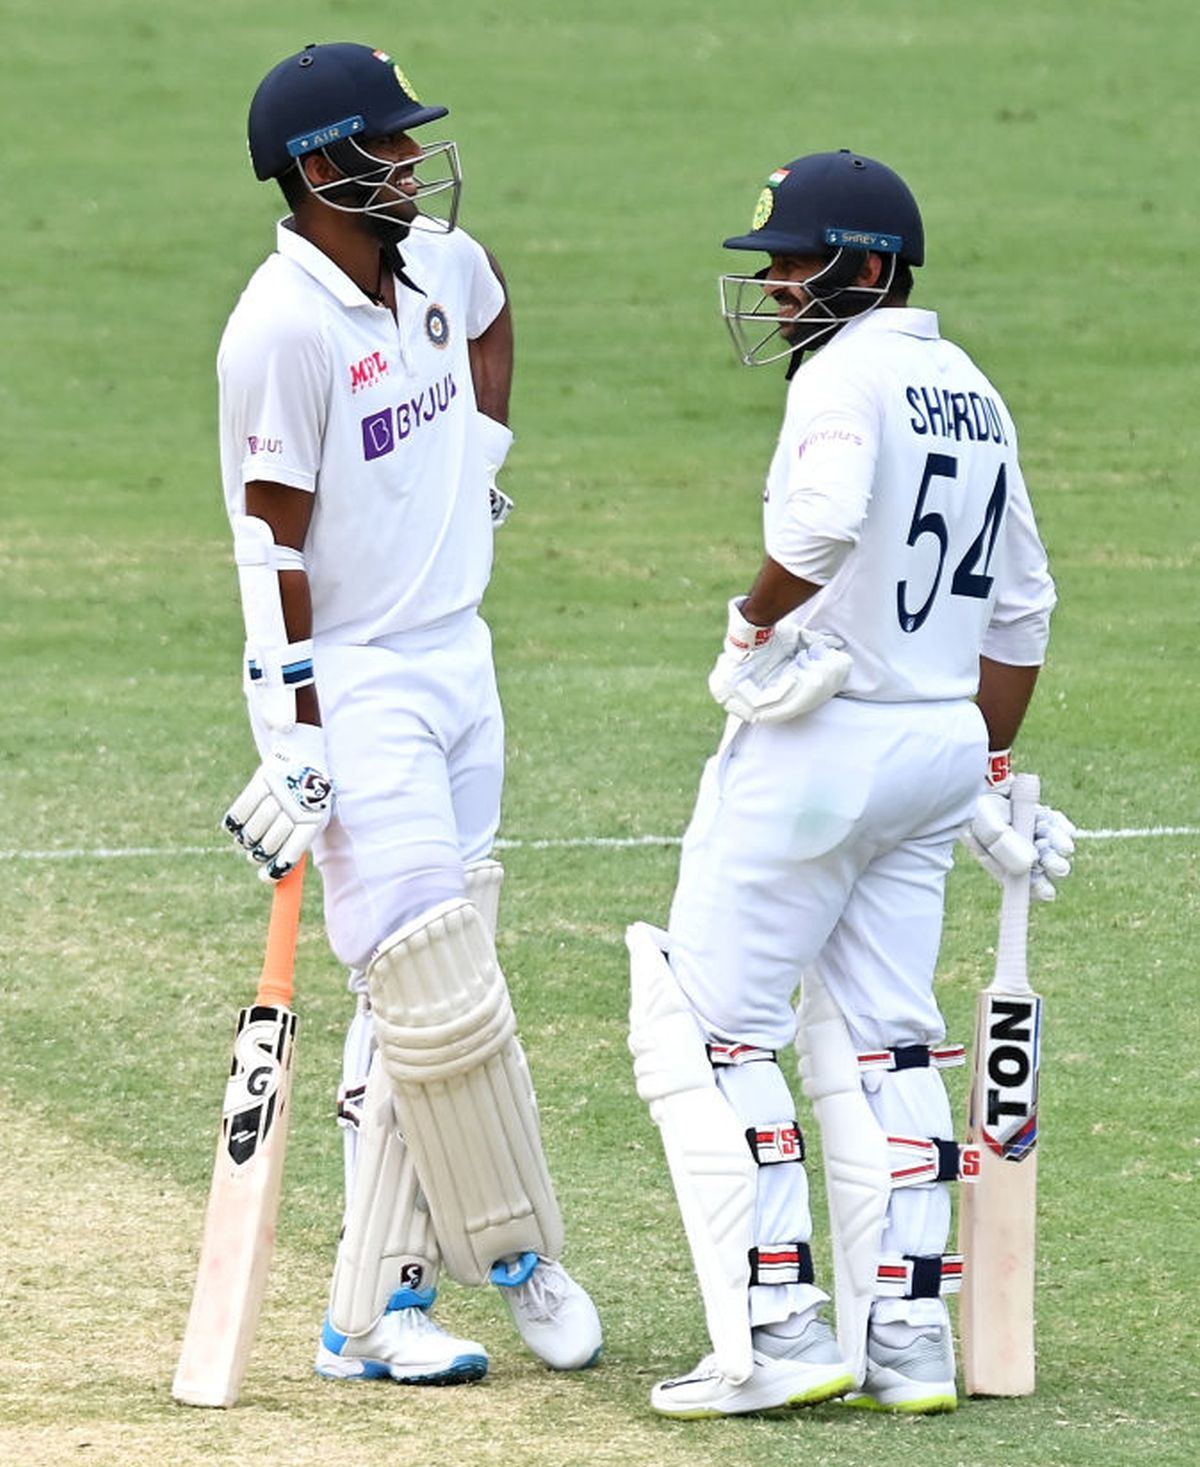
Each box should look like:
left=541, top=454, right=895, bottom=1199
left=982, top=455, right=1057, bottom=665
left=456, top=230, right=506, bottom=341
left=217, top=300, right=328, bottom=493
left=767, top=369, right=881, bottom=584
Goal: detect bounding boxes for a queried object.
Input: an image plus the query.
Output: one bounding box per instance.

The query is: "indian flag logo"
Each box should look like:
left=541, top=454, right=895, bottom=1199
left=768, top=168, right=790, bottom=185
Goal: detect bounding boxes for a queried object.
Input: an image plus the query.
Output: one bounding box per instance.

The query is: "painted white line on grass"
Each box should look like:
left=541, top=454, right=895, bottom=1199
left=0, top=827, right=1195, bottom=862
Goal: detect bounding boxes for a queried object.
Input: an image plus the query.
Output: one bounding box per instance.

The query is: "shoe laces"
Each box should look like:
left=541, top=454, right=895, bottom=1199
left=510, top=1259, right=569, bottom=1323
left=388, top=1303, right=446, bottom=1340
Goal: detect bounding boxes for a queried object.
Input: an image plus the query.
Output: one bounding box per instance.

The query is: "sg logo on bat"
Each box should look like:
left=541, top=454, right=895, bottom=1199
left=221, top=1006, right=297, bottom=1166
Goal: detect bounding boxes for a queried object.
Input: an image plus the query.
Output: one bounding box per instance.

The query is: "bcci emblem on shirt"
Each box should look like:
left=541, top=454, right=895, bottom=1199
left=425, top=303, right=450, bottom=348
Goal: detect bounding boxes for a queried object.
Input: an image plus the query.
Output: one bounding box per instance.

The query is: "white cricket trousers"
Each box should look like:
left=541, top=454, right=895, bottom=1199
left=667, top=694, right=986, bottom=1321
left=311, top=609, right=504, bottom=972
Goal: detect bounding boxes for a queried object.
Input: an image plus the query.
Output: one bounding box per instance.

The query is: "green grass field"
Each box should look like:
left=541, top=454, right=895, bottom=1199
left=2, top=2, right=1197, bottom=1463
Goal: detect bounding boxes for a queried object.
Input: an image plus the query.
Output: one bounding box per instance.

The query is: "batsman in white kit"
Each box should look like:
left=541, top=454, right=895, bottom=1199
left=628, top=150, right=1075, bottom=1417
left=216, top=42, right=601, bottom=1384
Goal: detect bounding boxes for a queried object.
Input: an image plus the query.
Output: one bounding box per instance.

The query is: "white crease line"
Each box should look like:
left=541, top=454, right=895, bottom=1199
left=0, top=828, right=1195, bottom=862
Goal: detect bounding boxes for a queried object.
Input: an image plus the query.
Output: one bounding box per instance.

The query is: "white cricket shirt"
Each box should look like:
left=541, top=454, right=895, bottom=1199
left=766, top=308, right=1056, bottom=701
left=218, top=220, right=506, bottom=644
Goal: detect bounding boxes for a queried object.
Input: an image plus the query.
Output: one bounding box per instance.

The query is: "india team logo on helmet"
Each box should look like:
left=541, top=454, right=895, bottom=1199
left=377, top=53, right=422, bottom=101
left=752, top=169, right=790, bottom=232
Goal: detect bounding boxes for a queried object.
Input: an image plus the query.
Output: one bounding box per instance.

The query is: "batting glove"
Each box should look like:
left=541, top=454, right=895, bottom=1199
left=478, top=412, right=514, bottom=528
left=707, top=599, right=852, bottom=725
left=960, top=750, right=1076, bottom=901
left=224, top=723, right=333, bottom=883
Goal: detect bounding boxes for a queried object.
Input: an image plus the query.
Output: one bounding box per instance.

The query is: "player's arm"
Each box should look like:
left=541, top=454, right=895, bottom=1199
left=468, top=248, right=513, bottom=426
left=468, top=246, right=516, bottom=526
left=962, top=463, right=1073, bottom=898
left=243, top=481, right=320, bottom=728
left=223, top=480, right=332, bottom=882
left=975, top=656, right=1039, bottom=753
left=740, top=555, right=821, bottom=627
left=707, top=396, right=869, bottom=727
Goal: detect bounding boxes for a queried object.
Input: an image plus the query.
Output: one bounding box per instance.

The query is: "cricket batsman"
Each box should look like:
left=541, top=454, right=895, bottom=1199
left=628, top=149, right=1075, bottom=1417
left=217, top=41, right=601, bottom=1385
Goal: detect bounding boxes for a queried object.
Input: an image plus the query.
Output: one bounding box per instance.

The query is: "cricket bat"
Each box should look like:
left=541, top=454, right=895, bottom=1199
left=959, top=772, right=1041, bottom=1396
left=172, top=857, right=306, bottom=1407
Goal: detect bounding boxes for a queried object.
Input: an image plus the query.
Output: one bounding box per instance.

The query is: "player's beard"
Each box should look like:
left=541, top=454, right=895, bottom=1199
left=778, top=297, right=838, bottom=351
left=364, top=213, right=411, bottom=252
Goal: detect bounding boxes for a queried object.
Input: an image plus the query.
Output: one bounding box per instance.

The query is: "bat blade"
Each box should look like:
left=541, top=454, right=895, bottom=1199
left=959, top=773, right=1041, bottom=1398
left=172, top=862, right=305, bottom=1408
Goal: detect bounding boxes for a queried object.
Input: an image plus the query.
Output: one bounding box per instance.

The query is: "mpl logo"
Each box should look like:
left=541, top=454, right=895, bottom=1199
left=349, top=350, right=390, bottom=394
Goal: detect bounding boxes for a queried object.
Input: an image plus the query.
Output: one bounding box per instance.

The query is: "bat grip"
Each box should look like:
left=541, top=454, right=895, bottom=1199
left=255, top=857, right=306, bottom=1009
left=995, top=773, right=1039, bottom=988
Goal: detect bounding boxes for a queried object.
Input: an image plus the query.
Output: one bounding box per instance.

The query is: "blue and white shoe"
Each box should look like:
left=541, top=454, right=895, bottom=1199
left=315, top=1287, right=488, bottom=1385
left=491, top=1253, right=602, bottom=1370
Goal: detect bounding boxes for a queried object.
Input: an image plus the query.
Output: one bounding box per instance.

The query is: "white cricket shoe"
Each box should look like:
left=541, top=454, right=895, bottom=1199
left=315, top=1292, right=488, bottom=1385
left=650, top=1315, right=853, bottom=1419
left=841, top=1320, right=957, bottom=1413
left=491, top=1252, right=602, bottom=1370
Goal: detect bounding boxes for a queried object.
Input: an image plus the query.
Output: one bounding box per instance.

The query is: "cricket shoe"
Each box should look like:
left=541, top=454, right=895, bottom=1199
left=490, top=1253, right=602, bottom=1370
left=650, top=1314, right=854, bottom=1419
left=315, top=1287, right=488, bottom=1385
left=840, top=1319, right=957, bottom=1413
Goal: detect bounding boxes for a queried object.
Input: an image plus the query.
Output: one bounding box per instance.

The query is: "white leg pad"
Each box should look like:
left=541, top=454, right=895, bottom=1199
left=796, top=968, right=891, bottom=1388
left=328, top=1055, right=440, bottom=1335
left=368, top=899, right=564, bottom=1285
left=463, top=858, right=504, bottom=938
left=627, top=922, right=756, bottom=1386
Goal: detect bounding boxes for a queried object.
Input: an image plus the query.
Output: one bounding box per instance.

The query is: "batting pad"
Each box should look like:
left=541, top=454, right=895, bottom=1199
left=627, top=922, right=757, bottom=1386
left=796, top=968, right=891, bottom=1388
left=368, top=899, right=564, bottom=1285
left=328, top=1056, right=439, bottom=1336
left=463, top=858, right=503, bottom=938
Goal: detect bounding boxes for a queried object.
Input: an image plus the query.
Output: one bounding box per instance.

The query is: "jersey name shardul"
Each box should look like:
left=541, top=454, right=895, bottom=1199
left=906, top=386, right=1009, bottom=444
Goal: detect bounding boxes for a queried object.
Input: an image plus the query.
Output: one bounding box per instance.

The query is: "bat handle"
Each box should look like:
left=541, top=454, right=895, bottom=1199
left=995, top=773, right=1039, bottom=987
left=255, top=857, right=307, bottom=1009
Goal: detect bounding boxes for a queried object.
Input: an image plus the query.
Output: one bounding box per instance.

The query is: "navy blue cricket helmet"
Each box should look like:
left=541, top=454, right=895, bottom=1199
left=248, top=42, right=449, bottom=182
left=719, top=150, right=924, bottom=366
left=723, top=149, right=924, bottom=265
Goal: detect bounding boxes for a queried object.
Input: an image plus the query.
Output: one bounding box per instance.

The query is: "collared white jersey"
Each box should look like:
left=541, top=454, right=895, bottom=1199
left=218, top=220, right=506, bottom=644
left=764, top=309, right=1056, bottom=702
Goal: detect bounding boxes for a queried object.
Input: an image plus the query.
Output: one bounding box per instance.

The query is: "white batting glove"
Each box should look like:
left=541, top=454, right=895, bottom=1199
left=707, top=599, right=852, bottom=725
left=1030, top=802, right=1077, bottom=902
left=478, top=412, right=514, bottom=528
left=960, top=751, right=1076, bottom=901
left=224, top=723, right=333, bottom=883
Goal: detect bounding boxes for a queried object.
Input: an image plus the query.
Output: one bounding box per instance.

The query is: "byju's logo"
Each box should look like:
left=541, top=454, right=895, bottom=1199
left=361, top=410, right=394, bottom=461
left=359, top=373, right=458, bottom=461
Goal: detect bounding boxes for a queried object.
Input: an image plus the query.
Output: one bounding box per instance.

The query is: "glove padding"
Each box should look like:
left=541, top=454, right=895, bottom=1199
left=707, top=598, right=852, bottom=725
left=960, top=756, right=1076, bottom=902
left=224, top=723, right=333, bottom=883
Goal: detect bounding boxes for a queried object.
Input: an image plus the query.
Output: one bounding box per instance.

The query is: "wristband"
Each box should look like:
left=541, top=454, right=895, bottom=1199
left=985, top=749, right=1012, bottom=787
